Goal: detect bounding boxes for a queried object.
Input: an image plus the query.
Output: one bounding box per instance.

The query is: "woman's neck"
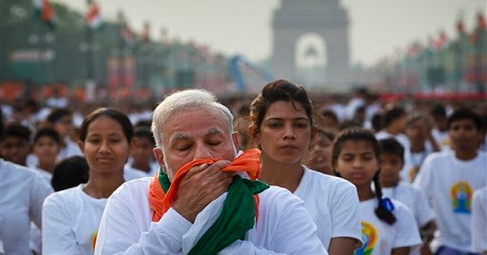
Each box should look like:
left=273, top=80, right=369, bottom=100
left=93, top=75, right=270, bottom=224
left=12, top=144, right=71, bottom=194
left=83, top=172, right=125, bottom=198
left=356, top=184, right=375, bottom=201
left=38, top=161, right=56, bottom=174
left=259, top=158, right=304, bottom=193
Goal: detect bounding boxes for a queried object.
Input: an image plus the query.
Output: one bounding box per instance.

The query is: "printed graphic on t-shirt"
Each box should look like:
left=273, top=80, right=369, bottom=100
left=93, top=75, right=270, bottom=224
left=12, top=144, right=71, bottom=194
left=355, top=221, right=377, bottom=255
left=92, top=231, right=98, bottom=251
left=408, top=166, right=419, bottom=182
left=450, top=181, right=473, bottom=214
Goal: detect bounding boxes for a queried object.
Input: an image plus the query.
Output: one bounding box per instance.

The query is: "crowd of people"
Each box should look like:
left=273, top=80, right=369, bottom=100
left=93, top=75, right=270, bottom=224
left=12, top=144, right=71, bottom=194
left=0, top=80, right=486, bottom=255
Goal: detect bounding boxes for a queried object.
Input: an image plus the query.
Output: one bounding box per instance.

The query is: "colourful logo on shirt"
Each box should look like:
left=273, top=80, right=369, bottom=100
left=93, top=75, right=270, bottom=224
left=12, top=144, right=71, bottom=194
left=450, top=181, right=473, bottom=214
left=355, top=221, right=377, bottom=255
left=408, top=166, right=419, bottom=182
left=92, top=231, right=98, bottom=251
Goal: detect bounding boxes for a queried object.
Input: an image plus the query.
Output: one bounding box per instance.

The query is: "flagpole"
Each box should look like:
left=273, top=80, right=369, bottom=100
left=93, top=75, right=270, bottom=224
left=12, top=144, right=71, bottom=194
left=85, top=0, right=96, bottom=100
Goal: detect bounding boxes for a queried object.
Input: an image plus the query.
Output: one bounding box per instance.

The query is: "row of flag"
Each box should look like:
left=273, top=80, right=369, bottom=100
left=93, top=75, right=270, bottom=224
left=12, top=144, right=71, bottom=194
left=33, top=0, right=102, bottom=30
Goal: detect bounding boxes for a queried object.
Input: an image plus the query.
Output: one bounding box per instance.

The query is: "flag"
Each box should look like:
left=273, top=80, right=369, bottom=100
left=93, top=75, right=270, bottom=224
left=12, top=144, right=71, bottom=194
left=33, top=0, right=56, bottom=28
left=85, top=2, right=102, bottom=30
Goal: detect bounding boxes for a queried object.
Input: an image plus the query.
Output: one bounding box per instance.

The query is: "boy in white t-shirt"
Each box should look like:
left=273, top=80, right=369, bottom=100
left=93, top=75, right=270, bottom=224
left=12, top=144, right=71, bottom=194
left=414, top=108, right=487, bottom=255
left=378, top=138, right=436, bottom=255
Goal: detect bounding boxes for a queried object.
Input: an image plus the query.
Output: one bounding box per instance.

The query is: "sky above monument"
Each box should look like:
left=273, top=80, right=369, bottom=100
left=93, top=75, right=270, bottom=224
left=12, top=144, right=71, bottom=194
left=55, top=0, right=485, bottom=67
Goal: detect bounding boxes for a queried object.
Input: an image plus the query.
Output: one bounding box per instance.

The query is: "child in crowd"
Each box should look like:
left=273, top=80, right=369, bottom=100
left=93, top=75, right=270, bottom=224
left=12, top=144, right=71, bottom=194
left=378, top=138, right=436, bottom=255
left=46, top=108, right=83, bottom=161
left=30, top=127, right=62, bottom=182
left=375, top=105, right=409, bottom=150
left=402, top=111, right=440, bottom=182
left=333, top=128, right=421, bottom=255
left=303, top=126, right=335, bottom=175
left=125, top=126, right=159, bottom=177
left=414, top=108, right=487, bottom=255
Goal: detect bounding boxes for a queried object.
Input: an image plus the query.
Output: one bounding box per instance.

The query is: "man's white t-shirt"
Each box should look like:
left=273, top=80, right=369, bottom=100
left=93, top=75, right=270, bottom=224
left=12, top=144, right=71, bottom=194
left=471, top=186, right=487, bottom=253
left=357, top=198, right=422, bottom=255
left=294, top=167, right=362, bottom=249
left=42, top=184, right=107, bottom=255
left=94, top=177, right=327, bottom=254
left=0, top=159, right=53, bottom=255
left=414, top=150, right=487, bottom=253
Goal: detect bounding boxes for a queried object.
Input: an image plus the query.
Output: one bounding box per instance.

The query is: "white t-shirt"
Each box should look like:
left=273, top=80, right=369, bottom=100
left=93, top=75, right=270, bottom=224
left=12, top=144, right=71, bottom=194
left=401, top=147, right=433, bottom=183
left=356, top=198, right=422, bottom=255
left=0, top=159, right=53, bottom=255
left=94, top=177, right=327, bottom=254
left=414, top=150, right=487, bottom=252
left=382, top=182, right=435, bottom=228
left=42, top=184, right=108, bottom=255
left=294, top=167, right=362, bottom=249
left=58, top=137, right=83, bottom=161
left=471, top=186, right=487, bottom=253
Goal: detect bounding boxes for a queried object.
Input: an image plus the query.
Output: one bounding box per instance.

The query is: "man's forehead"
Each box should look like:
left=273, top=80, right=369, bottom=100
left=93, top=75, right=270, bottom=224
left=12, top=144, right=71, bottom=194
left=168, top=127, right=225, bottom=142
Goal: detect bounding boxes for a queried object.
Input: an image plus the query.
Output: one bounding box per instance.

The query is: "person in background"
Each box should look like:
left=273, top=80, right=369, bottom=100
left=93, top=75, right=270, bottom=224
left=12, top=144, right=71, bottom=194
left=430, top=104, right=450, bottom=149
left=375, top=105, right=409, bottom=150
left=0, top=123, right=53, bottom=255
left=414, top=108, right=487, bottom=255
left=51, top=156, right=89, bottom=192
left=0, top=123, right=31, bottom=166
left=46, top=108, right=83, bottom=161
left=402, top=111, right=440, bottom=183
left=378, top=138, right=436, bottom=255
left=30, top=126, right=62, bottom=182
left=42, top=108, right=134, bottom=254
left=333, top=128, right=422, bottom=255
left=94, top=89, right=327, bottom=254
left=303, top=126, right=336, bottom=175
left=125, top=126, right=159, bottom=177
left=471, top=186, right=487, bottom=255
left=248, top=80, right=362, bottom=254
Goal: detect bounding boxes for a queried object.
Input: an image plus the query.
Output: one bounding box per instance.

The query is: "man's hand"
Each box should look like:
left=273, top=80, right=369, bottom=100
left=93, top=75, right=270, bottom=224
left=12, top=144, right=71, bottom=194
left=172, top=160, right=234, bottom=223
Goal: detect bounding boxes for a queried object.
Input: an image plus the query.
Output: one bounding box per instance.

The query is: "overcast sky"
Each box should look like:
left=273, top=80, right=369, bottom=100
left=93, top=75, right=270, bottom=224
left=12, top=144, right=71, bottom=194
left=55, top=0, right=485, bottom=67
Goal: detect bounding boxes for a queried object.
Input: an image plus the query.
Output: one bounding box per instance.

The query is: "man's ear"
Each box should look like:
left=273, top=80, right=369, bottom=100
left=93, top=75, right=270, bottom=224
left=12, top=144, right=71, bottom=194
left=153, top=147, right=165, bottom=172
left=232, top=131, right=240, bottom=151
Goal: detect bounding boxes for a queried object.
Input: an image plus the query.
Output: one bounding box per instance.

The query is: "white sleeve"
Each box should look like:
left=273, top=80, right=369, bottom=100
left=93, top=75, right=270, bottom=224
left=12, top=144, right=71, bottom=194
left=413, top=188, right=435, bottom=228
left=413, top=155, right=434, bottom=207
left=330, top=183, right=362, bottom=244
left=471, top=188, right=487, bottom=253
left=219, top=195, right=328, bottom=255
left=29, top=173, right=53, bottom=229
left=392, top=203, right=422, bottom=249
left=42, top=194, right=83, bottom=254
left=94, top=190, right=191, bottom=255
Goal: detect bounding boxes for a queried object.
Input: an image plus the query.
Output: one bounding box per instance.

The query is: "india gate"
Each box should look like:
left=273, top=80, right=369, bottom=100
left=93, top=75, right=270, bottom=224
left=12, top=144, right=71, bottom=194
left=270, top=0, right=351, bottom=90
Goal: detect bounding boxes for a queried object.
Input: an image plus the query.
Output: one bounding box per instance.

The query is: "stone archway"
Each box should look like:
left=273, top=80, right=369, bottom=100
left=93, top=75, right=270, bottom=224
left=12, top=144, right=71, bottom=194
left=270, top=0, right=350, bottom=89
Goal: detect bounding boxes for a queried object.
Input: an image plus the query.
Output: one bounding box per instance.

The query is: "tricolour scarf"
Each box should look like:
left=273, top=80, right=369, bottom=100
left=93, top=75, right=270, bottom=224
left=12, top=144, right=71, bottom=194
left=148, top=148, right=269, bottom=255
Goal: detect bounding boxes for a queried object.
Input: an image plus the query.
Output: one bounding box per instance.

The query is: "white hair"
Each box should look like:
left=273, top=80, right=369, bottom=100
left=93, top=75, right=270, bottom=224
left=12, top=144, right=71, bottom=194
left=151, top=89, right=235, bottom=148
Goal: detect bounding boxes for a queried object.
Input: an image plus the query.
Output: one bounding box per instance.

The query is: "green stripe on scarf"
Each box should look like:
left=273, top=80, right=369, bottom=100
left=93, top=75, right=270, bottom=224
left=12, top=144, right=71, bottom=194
left=159, top=170, right=269, bottom=255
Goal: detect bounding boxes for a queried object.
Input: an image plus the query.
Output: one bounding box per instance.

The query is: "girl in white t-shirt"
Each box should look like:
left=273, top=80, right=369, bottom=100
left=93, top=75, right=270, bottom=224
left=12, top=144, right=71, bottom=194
left=248, top=80, right=363, bottom=255
left=42, top=108, right=134, bottom=255
left=332, top=127, right=421, bottom=255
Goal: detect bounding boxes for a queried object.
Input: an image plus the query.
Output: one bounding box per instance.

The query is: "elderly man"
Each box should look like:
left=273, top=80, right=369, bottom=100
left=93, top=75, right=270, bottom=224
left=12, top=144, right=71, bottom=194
left=94, top=89, right=326, bottom=254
